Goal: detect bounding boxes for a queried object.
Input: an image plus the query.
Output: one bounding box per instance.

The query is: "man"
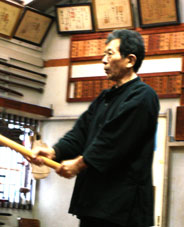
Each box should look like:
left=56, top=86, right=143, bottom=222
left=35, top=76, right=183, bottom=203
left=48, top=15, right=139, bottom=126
left=31, top=29, right=159, bottom=227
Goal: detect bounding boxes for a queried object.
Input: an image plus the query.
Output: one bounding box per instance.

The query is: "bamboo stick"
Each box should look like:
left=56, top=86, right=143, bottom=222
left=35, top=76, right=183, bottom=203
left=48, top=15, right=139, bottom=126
left=0, top=134, right=60, bottom=169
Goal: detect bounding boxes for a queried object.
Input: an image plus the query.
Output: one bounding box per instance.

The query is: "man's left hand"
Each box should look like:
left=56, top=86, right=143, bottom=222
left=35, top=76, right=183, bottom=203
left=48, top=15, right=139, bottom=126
left=56, top=156, right=87, bottom=179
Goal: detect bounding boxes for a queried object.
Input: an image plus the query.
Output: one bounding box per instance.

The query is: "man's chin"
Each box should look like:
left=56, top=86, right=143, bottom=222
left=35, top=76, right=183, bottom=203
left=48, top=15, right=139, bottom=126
left=107, top=74, right=116, bottom=81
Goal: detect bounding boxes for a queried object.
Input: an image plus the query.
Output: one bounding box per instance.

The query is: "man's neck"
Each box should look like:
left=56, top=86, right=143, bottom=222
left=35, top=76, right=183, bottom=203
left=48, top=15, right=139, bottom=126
left=116, top=72, right=137, bottom=87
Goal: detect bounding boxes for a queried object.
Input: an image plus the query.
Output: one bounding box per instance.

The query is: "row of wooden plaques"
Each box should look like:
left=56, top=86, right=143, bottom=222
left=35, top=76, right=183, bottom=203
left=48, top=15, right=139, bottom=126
left=68, top=72, right=183, bottom=102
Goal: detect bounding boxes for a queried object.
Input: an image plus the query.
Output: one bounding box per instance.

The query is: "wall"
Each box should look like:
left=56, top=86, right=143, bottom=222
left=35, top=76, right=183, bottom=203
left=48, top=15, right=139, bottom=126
left=33, top=120, right=79, bottom=227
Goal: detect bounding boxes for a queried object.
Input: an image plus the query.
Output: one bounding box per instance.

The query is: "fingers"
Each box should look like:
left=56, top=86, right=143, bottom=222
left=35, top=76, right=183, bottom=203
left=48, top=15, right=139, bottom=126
left=56, top=164, right=75, bottom=179
left=55, top=158, right=81, bottom=179
left=27, top=146, right=55, bottom=166
left=31, top=155, right=45, bottom=166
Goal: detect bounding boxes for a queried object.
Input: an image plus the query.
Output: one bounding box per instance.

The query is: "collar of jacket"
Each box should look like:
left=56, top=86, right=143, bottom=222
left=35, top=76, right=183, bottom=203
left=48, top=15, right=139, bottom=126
left=104, top=77, right=140, bottom=102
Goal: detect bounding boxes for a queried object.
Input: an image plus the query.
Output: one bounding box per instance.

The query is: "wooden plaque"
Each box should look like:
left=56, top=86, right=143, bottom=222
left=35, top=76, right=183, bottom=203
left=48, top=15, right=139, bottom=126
left=0, top=0, right=23, bottom=39
left=175, top=106, right=184, bottom=140
left=56, top=3, right=94, bottom=34
left=137, top=0, right=180, bottom=28
left=14, top=7, right=54, bottom=46
left=92, top=0, right=134, bottom=31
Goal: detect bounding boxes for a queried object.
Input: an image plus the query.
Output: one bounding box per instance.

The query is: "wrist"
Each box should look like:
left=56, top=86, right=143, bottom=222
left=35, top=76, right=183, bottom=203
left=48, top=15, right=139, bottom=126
left=76, top=156, right=87, bottom=171
left=50, top=147, right=56, bottom=160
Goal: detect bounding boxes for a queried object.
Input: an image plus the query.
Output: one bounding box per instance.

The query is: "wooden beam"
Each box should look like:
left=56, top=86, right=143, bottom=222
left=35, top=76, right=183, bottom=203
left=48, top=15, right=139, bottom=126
left=44, top=59, right=70, bottom=67
left=0, top=96, right=53, bottom=117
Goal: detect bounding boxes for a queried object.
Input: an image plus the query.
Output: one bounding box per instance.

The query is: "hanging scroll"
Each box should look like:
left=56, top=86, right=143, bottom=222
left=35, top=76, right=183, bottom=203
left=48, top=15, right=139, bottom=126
left=137, top=0, right=180, bottom=28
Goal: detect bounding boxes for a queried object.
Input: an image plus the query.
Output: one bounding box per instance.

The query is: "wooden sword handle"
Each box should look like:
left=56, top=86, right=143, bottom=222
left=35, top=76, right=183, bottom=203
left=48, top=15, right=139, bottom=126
left=0, top=134, right=61, bottom=170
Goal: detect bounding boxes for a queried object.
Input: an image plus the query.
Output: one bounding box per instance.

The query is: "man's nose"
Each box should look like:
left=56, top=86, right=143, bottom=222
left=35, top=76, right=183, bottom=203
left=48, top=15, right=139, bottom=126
left=102, top=55, right=108, bottom=64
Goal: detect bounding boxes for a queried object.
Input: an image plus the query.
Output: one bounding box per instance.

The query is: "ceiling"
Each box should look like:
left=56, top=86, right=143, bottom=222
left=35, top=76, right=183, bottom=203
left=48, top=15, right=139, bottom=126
left=27, top=0, right=90, bottom=13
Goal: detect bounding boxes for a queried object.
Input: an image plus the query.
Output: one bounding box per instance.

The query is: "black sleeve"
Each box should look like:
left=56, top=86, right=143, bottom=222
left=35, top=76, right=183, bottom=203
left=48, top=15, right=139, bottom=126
left=53, top=92, right=104, bottom=162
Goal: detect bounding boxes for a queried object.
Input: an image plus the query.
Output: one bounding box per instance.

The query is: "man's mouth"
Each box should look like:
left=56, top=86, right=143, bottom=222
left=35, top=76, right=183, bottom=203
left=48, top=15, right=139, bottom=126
left=104, top=68, right=110, bottom=74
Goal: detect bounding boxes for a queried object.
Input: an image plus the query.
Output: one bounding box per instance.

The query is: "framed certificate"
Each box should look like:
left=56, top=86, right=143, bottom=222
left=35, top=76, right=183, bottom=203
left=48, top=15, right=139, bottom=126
left=56, top=3, right=95, bottom=34
left=137, top=0, right=180, bottom=28
left=92, top=0, right=134, bottom=31
left=14, top=7, right=54, bottom=46
left=0, top=0, right=23, bottom=39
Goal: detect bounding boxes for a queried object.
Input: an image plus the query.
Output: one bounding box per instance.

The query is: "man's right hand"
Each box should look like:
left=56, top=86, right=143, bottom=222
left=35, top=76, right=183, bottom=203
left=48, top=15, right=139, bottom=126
left=27, top=144, right=56, bottom=166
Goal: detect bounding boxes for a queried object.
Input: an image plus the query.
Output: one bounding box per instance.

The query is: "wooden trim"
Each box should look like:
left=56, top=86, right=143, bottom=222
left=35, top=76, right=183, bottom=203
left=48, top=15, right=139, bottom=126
left=67, top=97, right=94, bottom=102
left=182, top=55, right=184, bottom=72
left=66, top=38, right=73, bottom=103
left=138, top=71, right=182, bottom=77
left=159, top=94, right=180, bottom=99
left=0, top=97, right=53, bottom=117
left=136, top=24, right=184, bottom=35
left=69, top=76, right=106, bottom=82
left=68, top=94, right=180, bottom=102
left=44, top=59, right=70, bottom=67
left=71, top=32, right=108, bottom=41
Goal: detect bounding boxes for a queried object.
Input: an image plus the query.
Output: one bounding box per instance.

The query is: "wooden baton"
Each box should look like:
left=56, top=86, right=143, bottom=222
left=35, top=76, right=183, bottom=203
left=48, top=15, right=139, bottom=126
left=0, top=134, right=60, bottom=169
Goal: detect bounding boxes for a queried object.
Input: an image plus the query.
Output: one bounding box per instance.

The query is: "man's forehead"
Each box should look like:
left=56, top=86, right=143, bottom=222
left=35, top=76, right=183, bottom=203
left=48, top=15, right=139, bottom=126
left=105, top=39, right=120, bottom=51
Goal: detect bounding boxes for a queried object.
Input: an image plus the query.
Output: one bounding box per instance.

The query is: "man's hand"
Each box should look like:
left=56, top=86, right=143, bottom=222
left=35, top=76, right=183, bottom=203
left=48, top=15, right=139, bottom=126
left=56, top=156, right=87, bottom=179
left=26, top=145, right=56, bottom=166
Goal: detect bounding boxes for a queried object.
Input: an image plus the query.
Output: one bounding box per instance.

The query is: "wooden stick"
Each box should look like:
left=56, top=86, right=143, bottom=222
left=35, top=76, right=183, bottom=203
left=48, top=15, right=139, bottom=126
left=0, top=77, right=43, bottom=93
left=0, top=85, right=23, bottom=96
left=0, top=134, right=60, bottom=170
left=0, top=61, right=47, bottom=78
left=0, top=69, right=45, bottom=85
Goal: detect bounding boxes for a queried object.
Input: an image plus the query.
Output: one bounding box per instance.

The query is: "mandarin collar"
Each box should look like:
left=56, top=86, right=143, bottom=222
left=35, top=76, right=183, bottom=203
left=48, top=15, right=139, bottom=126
left=105, top=77, right=140, bottom=99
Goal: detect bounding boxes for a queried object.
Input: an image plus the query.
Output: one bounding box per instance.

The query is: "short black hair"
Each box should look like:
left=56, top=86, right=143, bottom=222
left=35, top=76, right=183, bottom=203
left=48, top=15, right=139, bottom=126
left=106, top=29, right=145, bottom=72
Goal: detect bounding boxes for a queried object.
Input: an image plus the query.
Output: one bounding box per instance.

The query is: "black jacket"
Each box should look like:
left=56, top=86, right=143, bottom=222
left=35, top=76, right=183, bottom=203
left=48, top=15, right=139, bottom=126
left=54, top=77, right=160, bottom=227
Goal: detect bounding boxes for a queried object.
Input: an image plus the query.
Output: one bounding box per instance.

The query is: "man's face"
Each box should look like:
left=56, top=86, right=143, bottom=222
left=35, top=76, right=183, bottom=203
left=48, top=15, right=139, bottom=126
left=102, top=39, right=129, bottom=81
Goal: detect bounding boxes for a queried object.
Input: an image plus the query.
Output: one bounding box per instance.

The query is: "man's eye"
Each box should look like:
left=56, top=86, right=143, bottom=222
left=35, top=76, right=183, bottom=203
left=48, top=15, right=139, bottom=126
left=108, top=52, right=113, bottom=56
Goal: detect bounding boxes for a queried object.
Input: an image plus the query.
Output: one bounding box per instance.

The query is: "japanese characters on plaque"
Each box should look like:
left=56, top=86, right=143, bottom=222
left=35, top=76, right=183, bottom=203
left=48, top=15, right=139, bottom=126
left=142, top=32, right=184, bottom=52
left=15, top=10, right=52, bottom=44
left=71, top=39, right=106, bottom=58
left=93, top=0, right=133, bottom=30
left=139, top=0, right=177, bottom=25
left=71, top=31, right=184, bottom=59
left=141, top=74, right=182, bottom=95
left=57, top=6, right=93, bottom=32
left=0, top=1, right=22, bottom=38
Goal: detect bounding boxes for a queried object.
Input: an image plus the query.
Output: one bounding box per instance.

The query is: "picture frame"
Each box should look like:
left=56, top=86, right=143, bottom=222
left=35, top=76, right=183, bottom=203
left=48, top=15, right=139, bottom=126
left=14, top=7, right=54, bottom=46
left=92, top=0, right=134, bottom=31
left=55, top=3, right=95, bottom=34
left=0, top=0, right=23, bottom=39
left=137, top=0, right=180, bottom=28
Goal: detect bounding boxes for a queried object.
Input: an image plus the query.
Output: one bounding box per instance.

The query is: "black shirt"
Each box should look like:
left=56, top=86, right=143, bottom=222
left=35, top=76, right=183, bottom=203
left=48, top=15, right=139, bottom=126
left=54, top=77, right=160, bottom=227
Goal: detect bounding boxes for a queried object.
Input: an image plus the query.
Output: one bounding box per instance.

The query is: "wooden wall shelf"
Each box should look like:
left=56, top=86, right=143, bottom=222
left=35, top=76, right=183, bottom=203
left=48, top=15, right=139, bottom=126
left=0, top=96, right=53, bottom=118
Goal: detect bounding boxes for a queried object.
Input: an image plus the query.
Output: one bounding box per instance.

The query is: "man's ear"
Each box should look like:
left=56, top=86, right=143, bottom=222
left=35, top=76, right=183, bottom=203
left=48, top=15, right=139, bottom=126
left=127, top=54, right=137, bottom=69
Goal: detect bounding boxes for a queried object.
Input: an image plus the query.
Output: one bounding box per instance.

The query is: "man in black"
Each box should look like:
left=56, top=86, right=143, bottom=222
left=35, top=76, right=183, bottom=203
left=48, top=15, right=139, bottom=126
left=31, top=30, right=159, bottom=227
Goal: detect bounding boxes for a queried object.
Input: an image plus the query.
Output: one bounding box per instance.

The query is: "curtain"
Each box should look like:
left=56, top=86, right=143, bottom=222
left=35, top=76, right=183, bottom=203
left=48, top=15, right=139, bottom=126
left=0, top=112, right=39, bottom=210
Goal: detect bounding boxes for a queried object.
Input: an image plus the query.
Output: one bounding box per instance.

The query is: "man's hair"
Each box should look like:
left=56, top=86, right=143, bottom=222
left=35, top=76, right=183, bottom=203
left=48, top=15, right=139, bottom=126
left=106, top=29, right=145, bottom=72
